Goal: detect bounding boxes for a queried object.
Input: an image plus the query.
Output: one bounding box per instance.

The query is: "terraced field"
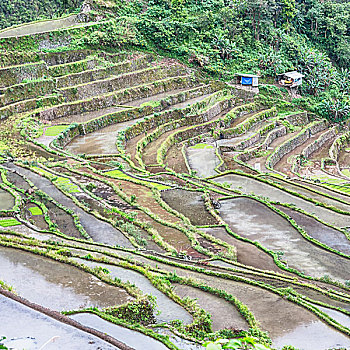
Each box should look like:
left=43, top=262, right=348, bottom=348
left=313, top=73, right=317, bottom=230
left=2, top=14, right=350, bottom=350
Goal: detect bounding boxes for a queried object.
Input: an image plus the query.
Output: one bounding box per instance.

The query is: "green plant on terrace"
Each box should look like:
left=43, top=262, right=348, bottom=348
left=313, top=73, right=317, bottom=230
left=204, top=337, right=271, bottom=350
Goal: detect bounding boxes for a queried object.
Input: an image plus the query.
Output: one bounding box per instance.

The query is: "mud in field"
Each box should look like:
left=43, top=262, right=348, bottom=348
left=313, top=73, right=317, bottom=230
left=70, top=313, right=168, bottom=350
left=5, top=163, right=133, bottom=247
left=166, top=144, right=189, bottom=174
left=161, top=189, right=217, bottom=226
left=173, top=283, right=248, bottom=331
left=215, top=173, right=350, bottom=227
left=199, top=226, right=282, bottom=272
left=276, top=204, right=350, bottom=255
left=0, top=188, right=14, bottom=210
left=218, top=197, right=350, bottom=282
left=74, top=258, right=192, bottom=324
left=0, top=247, right=133, bottom=311
left=0, top=295, right=116, bottom=350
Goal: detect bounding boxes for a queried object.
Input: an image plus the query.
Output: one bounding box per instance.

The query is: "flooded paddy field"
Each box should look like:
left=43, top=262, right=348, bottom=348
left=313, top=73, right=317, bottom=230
left=2, top=37, right=350, bottom=350
left=218, top=197, right=350, bottom=281
left=0, top=247, right=132, bottom=310
left=0, top=295, right=118, bottom=350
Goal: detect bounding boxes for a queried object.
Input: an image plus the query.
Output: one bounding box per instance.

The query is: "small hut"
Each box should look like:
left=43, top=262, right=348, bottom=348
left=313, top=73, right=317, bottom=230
left=235, top=73, right=260, bottom=87
left=277, top=71, right=304, bottom=88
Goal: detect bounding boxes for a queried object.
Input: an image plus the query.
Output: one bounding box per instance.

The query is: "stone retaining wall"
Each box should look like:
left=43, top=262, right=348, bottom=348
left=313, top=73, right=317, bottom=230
left=285, top=111, right=308, bottom=126
left=40, top=76, right=200, bottom=121
left=267, top=119, right=328, bottom=169
left=56, top=55, right=153, bottom=88
left=237, top=126, right=287, bottom=163
left=0, top=61, right=48, bottom=88
left=0, top=78, right=56, bottom=107
left=61, top=65, right=188, bottom=102
left=329, top=131, right=350, bottom=161
left=302, top=126, right=338, bottom=159
left=0, top=94, right=63, bottom=120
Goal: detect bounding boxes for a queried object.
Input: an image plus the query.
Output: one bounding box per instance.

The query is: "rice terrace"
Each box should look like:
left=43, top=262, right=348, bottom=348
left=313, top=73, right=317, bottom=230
left=1, top=0, right=350, bottom=349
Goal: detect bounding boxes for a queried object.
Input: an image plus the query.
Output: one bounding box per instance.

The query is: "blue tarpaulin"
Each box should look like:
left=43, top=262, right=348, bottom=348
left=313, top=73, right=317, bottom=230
left=241, top=77, right=253, bottom=85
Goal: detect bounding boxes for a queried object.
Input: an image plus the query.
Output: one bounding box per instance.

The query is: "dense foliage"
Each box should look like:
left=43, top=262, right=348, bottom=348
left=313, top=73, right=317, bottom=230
left=99, top=0, right=350, bottom=120
left=1, top=0, right=350, bottom=121
left=0, top=0, right=82, bottom=29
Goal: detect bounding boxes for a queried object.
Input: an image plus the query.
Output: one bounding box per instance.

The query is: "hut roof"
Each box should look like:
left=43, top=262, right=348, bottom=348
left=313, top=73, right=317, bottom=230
left=235, top=73, right=260, bottom=78
left=278, top=71, right=304, bottom=79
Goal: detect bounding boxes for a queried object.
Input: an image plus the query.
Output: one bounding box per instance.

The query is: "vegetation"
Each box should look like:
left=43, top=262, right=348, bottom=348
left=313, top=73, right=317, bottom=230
left=1, top=1, right=350, bottom=350
left=0, top=0, right=82, bottom=29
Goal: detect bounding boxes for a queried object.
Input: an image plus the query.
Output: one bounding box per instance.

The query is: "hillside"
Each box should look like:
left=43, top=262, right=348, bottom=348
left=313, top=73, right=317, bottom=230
left=0, top=2, right=350, bottom=350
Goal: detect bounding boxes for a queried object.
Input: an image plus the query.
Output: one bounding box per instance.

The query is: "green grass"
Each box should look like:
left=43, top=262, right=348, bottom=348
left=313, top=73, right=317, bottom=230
left=341, top=169, right=350, bottom=178
left=105, top=169, right=133, bottom=179
left=105, top=170, right=170, bottom=190
left=44, top=125, right=68, bottom=137
left=0, top=218, right=21, bottom=227
left=28, top=206, right=43, bottom=215
left=326, top=183, right=350, bottom=194
left=0, top=141, right=8, bottom=151
left=189, top=143, right=214, bottom=150
left=33, top=166, right=55, bottom=178
left=53, top=177, right=80, bottom=193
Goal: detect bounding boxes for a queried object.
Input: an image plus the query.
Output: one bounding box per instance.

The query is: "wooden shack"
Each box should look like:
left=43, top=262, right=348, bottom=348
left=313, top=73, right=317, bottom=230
left=277, top=71, right=304, bottom=88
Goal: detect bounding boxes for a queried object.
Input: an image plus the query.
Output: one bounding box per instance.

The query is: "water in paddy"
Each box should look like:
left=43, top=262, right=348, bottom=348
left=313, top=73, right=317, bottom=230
left=218, top=197, right=350, bottom=282
left=73, top=258, right=192, bottom=324
left=312, top=303, right=350, bottom=329
left=70, top=313, right=168, bottom=350
left=161, top=189, right=217, bottom=226
left=65, top=117, right=144, bottom=155
left=268, top=177, right=350, bottom=213
left=97, top=247, right=350, bottom=349
left=215, top=174, right=350, bottom=227
left=5, top=163, right=132, bottom=247
left=277, top=204, right=350, bottom=255
left=0, top=295, right=116, bottom=350
left=186, top=143, right=220, bottom=178
left=0, top=247, right=132, bottom=311
left=173, top=284, right=248, bottom=331
left=0, top=188, right=14, bottom=210
left=272, top=318, right=350, bottom=350
left=0, top=224, right=55, bottom=242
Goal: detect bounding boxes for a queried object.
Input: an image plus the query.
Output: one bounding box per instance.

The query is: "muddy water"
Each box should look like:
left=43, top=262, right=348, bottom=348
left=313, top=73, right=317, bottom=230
left=187, top=143, right=220, bottom=178
left=0, top=188, right=14, bottom=210
left=171, top=268, right=344, bottom=347
left=313, top=304, right=350, bottom=329
left=0, top=224, right=56, bottom=242
left=272, top=318, right=350, bottom=350
left=173, top=283, right=248, bottom=331
left=219, top=197, right=350, bottom=282
left=5, top=163, right=132, bottom=247
left=277, top=205, right=350, bottom=255
left=0, top=295, right=116, bottom=350
left=73, top=258, right=192, bottom=324
left=161, top=189, right=217, bottom=226
left=199, top=226, right=282, bottom=272
left=70, top=313, right=168, bottom=350
left=65, top=117, right=144, bottom=155
left=215, top=174, right=350, bottom=227
left=0, top=247, right=132, bottom=310
left=104, top=250, right=345, bottom=346
left=268, top=176, right=350, bottom=213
